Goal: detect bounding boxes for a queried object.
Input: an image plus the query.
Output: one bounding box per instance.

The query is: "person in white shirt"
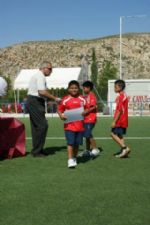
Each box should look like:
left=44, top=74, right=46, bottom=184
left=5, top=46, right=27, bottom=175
left=0, top=77, right=7, bottom=97
left=26, top=61, right=60, bottom=157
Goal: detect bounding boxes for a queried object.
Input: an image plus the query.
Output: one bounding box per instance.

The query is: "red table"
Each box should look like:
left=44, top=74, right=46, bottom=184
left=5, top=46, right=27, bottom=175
left=0, top=117, right=26, bottom=159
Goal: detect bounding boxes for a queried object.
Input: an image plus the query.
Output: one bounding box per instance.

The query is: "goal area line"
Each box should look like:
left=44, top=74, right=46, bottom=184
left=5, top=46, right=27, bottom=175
left=26, top=137, right=150, bottom=140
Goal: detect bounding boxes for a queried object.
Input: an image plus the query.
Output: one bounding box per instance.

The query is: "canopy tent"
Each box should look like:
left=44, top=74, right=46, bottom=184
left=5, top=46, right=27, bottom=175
left=14, top=69, right=38, bottom=90
left=14, top=67, right=82, bottom=90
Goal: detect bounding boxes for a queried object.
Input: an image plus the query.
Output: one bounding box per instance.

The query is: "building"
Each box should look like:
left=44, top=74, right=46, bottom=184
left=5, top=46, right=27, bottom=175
left=108, top=79, right=150, bottom=115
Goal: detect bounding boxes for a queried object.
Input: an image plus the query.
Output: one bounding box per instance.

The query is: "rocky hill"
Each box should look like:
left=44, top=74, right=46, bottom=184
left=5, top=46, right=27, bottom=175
left=0, top=33, right=150, bottom=82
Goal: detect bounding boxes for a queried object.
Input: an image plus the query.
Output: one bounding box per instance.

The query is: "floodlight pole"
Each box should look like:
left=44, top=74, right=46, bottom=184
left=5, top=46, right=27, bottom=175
left=119, top=16, right=123, bottom=79
left=119, top=14, right=147, bottom=80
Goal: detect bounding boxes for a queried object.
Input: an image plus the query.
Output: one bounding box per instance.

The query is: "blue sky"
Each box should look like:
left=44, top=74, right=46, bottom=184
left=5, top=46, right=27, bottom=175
left=0, top=0, right=149, bottom=48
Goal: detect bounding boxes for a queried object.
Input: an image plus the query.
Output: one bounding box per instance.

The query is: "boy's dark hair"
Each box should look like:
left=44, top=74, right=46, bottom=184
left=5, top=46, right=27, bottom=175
left=82, top=80, right=94, bottom=90
left=115, top=79, right=126, bottom=90
left=68, top=80, right=80, bottom=88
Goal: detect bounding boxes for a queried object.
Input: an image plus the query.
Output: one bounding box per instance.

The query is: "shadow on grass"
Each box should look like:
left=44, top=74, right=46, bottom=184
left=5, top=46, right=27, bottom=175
left=0, top=146, right=67, bottom=161
left=77, top=156, right=91, bottom=164
left=77, top=146, right=104, bottom=164
left=42, top=146, right=66, bottom=155
left=0, top=151, right=31, bottom=161
left=0, top=146, right=104, bottom=161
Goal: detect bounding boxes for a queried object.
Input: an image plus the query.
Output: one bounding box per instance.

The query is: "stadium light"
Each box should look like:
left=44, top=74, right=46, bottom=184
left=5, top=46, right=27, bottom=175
left=119, top=14, right=147, bottom=79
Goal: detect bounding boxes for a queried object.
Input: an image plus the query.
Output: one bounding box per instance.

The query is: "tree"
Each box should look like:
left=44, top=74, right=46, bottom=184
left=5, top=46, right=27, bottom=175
left=98, top=60, right=117, bottom=101
left=91, top=48, right=98, bottom=89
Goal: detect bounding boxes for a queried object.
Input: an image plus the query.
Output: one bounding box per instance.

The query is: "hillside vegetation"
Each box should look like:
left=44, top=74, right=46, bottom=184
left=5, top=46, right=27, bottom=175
left=0, top=33, right=150, bottom=81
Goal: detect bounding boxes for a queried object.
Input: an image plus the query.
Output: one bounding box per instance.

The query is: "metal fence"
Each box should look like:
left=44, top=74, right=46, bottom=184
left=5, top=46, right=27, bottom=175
left=0, top=101, right=150, bottom=116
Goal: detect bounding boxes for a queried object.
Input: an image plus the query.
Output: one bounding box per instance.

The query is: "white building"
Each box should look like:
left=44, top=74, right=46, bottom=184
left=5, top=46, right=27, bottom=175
left=14, top=67, right=82, bottom=90
left=108, top=79, right=150, bottom=115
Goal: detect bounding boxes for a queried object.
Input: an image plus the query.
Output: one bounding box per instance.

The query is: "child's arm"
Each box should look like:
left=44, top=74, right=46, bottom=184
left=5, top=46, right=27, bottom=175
left=57, top=99, right=67, bottom=121
left=82, top=105, right=97, bottom=116
left=111, top=110, right=122, bottom=128
left=112, top=94, right=125, bottom=128
left=57, top=111, right=67, bottom=121
left=82, top=93, right=97, bottom=116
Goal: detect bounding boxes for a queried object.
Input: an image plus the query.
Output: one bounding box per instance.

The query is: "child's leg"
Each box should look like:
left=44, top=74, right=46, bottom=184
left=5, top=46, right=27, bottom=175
left=67, top=145, right=74, bottom=159
left=89, top=137, right=100, bottom=156
left=65, top=131, right=78, bottom=168
left=65, top=130, right=75, bottom=159
left=111, top=132, right=130, bottom=157
left=73, top=145, right=79, bottom=158
left=67, top=145, right=77, bottom=168
left=86, top=137, right=91, bottom=150
left=118, top=134, right=126, bottom=147
left=75, top=132, right=83, bottom=157
left=84, top=123, right=97, bottom=150
left=89, top=137, right=97, bottom=149
left=111, top=132, right=126, bottom=148
left=117, top=134, right=130, bottom=157
left=82, top=124, right=100, bottom=157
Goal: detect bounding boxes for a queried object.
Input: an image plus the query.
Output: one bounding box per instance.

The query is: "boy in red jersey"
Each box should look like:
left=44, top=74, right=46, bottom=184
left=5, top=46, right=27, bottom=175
left=111, top=79, right=130, bottom=158
left=57, top=80, right=86, bottom=168
left=81, top=81, right=100, bottom=158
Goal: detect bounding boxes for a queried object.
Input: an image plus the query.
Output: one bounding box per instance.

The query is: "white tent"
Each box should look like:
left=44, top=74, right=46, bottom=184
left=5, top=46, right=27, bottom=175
left=14, top=67, right=82, bottom=90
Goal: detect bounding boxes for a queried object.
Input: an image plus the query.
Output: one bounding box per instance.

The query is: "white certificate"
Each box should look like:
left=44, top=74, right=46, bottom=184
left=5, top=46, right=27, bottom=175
left=64, top=107, right=84, bottom=123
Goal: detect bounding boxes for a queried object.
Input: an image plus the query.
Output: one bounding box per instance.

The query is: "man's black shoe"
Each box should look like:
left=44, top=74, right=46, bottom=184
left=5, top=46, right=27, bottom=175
left=40, top=150, right=49, bottom=156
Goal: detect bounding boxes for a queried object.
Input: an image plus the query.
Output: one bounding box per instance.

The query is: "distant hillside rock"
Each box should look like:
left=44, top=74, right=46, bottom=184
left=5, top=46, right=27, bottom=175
left=0, top=33, right=150, bottom=82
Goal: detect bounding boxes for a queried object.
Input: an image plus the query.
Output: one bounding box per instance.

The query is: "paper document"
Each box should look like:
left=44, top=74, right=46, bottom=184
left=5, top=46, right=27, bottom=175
left=64, top=107, right=84, bottom=123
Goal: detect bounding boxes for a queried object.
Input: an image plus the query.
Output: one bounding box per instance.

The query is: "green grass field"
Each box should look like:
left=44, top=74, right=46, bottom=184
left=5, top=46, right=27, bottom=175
left=0, top=117, right=150, bottom=225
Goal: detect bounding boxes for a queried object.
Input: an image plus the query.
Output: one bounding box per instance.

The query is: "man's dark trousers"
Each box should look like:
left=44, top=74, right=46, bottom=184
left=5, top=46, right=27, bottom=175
left=26, top=95, right=48, bottom=155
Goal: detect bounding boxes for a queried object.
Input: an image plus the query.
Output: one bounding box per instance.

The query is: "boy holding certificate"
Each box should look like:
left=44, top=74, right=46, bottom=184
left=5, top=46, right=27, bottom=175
left=81, top=81, right=100, bottom=158
left=57, top=80, right=86, bottom=168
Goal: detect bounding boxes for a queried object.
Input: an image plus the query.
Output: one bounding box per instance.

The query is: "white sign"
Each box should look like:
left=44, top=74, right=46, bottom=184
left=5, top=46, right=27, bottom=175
left=108, top=79, right=150, bottom=103
left=108, top=79, right=150, bottom=115
left=64, top=107, right=84, bottom=123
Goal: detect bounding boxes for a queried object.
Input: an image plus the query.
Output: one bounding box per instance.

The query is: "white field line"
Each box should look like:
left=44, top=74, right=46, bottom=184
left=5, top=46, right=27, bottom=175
left=26, top=137, right=150, bottom=140
left=1, top=113, right=150, bottom=118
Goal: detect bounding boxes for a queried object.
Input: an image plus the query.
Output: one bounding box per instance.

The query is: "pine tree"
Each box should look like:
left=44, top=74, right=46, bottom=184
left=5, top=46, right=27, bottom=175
left=99, top=60, right=117, bottom=101
left=91, top=48, right=98, bottom=89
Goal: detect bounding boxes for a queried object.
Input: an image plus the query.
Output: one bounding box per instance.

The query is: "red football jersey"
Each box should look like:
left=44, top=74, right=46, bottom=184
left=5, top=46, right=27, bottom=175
left=58, top=95, right=86, bottom=131
left=84, top=92, right=97, bottom=123
left=114, top=92, right=128, bottom=128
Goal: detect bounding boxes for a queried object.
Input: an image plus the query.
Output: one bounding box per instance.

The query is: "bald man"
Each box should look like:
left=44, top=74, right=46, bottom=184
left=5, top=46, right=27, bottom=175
left=26, top=61, right=60, bottom=157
